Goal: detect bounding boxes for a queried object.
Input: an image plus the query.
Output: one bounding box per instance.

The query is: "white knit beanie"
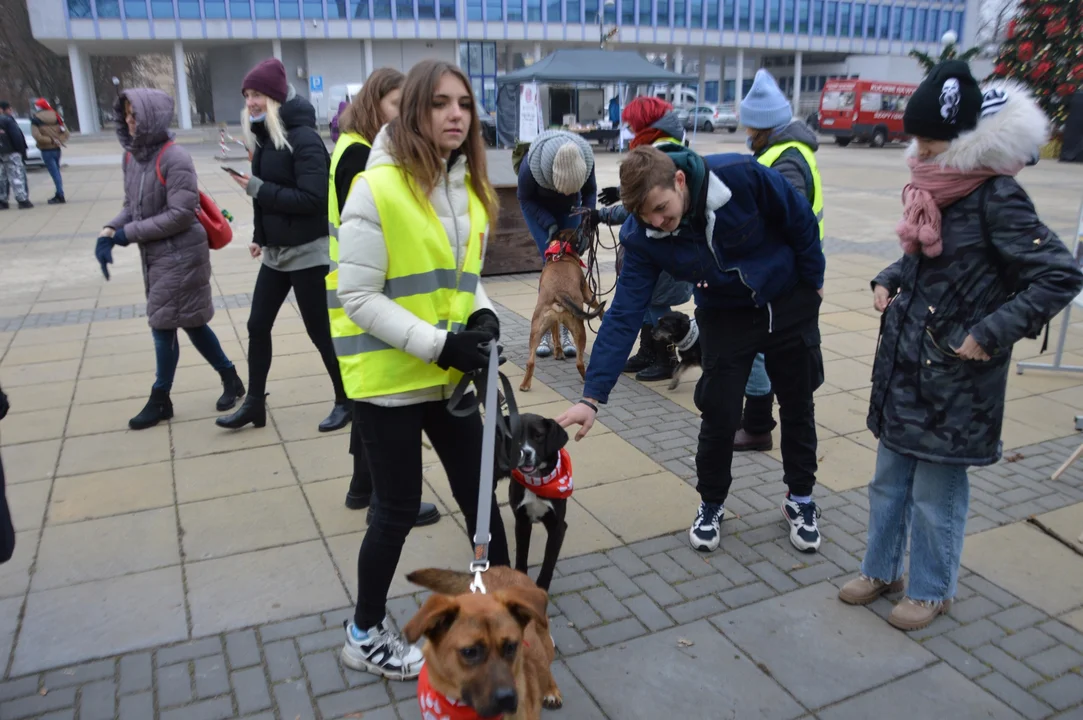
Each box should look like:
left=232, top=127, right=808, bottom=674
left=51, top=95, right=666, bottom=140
left=551, top=143, right=588, bottom=195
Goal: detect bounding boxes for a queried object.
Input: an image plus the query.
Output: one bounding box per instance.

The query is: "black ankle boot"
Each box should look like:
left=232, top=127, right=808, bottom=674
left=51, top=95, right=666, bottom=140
left=635, top=340, right=677, bottom=382
left=215, top=393, right=267, bottom=429
left=47, top=194, right=65, bottom=205
left=216, top=366, right=246, bottom=411
left=129, top=388, right=173, bottom=430
left=734, top=393, right=776, bottom=451
left=318, top=400, right=353, bottom=432
left=623, top=324, right=656, bottom=373
left=17, top=200, right=33, bottom=209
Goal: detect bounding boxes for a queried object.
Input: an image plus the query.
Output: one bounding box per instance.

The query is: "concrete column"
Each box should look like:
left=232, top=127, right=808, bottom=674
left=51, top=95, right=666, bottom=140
left=173, top=41, right=192, bottom=130
left=533, top=42, right=542, bottom=62
left=673, top=47, right=683, bottom=105
left=271, top=39, right=283, bottom=60
left=735, top=47, right=744, bottom=110
left=719, top=52, right=726, bottom=104
left=67, top=43, right=98, bottom=134
left=364, top=39, right=374, bottom=78
left=792, top=50, right=802, bottom=116
left=697, top=50, right=706, bottom=104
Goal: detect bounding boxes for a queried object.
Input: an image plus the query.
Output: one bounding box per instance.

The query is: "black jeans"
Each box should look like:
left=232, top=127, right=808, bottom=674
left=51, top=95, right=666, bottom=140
left=694, top=283, right=824, bottom=504
left=348, top=412, right=372, bottom=498
left=247, top=263, right=346, bottom=403
left=353, top=399, right=510, bottom=629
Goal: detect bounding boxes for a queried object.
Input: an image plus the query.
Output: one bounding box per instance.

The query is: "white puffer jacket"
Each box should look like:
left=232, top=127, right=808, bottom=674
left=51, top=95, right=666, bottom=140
left=338, top=126, right=494, bottom=407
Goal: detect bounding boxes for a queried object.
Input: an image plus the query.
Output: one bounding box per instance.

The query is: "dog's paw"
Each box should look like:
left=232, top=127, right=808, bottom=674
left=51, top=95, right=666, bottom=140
left=519, top=380, right=532, bottom=392
left=542, top=689, right=564, bottom=710
left=667, top=378, right=680, bottom=391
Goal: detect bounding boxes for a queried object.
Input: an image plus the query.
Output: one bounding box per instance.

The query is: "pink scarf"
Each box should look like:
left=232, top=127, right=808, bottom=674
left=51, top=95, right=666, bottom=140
left=896, top=157, right=1013, bottom=258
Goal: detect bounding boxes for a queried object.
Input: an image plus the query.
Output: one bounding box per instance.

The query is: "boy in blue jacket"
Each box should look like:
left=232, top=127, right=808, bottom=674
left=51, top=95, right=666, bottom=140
left=557, top=144, right=826, bottom=554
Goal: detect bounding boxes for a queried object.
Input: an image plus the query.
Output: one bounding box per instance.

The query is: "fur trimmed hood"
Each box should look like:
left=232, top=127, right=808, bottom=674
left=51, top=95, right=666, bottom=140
left=906, top=80, right=1048, bottom=174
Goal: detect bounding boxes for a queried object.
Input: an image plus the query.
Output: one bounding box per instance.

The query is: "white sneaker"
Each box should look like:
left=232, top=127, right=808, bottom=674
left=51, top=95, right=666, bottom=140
left=535, top=331, right=553, bottom=358
left=340, top=618, right=424, bottom=680
left=688, top=501, right=725, bottom=552
left=781, top=495, right=822, bottom=553
left=559, top=325, right=577, bottom=357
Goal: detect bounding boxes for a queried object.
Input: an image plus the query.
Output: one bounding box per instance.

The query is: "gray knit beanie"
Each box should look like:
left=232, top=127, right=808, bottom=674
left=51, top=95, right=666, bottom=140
left=552, top=143, right=588, bottom=195
left=527, top=129, right=595, bottom=194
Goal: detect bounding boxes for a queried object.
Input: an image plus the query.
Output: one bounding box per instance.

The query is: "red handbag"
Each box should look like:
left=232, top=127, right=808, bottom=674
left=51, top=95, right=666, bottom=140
left=125, top=141, right=233, bottom=250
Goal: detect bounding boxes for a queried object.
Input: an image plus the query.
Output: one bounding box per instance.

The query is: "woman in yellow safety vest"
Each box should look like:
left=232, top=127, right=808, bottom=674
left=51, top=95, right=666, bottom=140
left=736, top=68, right=825, bottom=456
left=326, top=67, right=438, bottom=528
left=334, top=59, right=508, bottom=681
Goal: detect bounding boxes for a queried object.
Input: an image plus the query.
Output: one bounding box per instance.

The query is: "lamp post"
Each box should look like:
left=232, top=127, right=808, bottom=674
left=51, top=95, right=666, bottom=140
left=598, top=0, right=615, bottom=49
left=111, top=76, right=121, bottom=98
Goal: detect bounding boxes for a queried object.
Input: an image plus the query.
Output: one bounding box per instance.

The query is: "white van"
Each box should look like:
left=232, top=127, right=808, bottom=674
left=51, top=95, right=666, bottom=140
left=327, top=83, right=364, bottom=125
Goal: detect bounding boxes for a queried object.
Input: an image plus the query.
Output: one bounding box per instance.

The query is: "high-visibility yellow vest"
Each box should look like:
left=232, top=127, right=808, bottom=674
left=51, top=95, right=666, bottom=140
left=331, top=163, right=488, bottom=399
left=327, top=131, right=371, bottom=293
left=757, top=141, right=824, bottom=241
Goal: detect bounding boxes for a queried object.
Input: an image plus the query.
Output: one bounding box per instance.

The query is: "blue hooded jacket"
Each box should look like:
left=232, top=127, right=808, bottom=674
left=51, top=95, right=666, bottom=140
left=583, top=146, right=824, bottom=403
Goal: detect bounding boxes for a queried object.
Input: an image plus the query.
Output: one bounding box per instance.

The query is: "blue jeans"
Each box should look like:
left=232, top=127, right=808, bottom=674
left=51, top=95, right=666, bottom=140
left=861, top=443, right=970, bottom=602
left=523, top=211, right=581, bottom=256
left=745, top=353, right=772, bottom=396
left=152, top=325, right=234, bottom=392
left=40, top=149, right=62, bottom=197
left=645, top=305, right=671, bottom=326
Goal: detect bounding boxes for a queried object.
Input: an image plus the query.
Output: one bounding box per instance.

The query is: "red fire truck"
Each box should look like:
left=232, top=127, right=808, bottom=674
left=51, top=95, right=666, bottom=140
left=818, top=79, right=918, bottom=148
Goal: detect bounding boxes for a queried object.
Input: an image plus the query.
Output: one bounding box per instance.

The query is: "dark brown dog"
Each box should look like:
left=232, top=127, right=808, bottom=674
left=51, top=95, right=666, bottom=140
left=404, top=567, right=562, bottom=720
left=520, top=230, right=605, bottom=392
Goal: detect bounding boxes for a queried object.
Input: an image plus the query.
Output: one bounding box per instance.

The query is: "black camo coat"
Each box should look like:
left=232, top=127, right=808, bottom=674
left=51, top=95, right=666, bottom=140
left=868, top=176, right=1082, bottom=466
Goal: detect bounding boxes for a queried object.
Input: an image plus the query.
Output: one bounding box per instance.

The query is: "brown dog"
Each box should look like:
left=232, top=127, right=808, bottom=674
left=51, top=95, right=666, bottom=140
left=520, top=230, right=605, bottom=392
left=403, top=567, right=562, bottom=720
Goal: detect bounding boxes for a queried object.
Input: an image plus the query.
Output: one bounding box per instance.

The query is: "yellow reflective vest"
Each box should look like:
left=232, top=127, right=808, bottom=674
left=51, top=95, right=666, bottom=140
left=756, top=141, right=824, bottom=241
left=331, top=163, right=489, bottom=399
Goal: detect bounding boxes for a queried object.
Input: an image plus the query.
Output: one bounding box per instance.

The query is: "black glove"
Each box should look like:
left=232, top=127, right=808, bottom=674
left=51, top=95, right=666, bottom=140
left=599, top=186, right=621, bottom=206
left=95, top=236, right=114, bottom=280
left=112, top=227, right=130, bottom=247
left=465, top=309, right=500, bottom=342
left=587, top=208, right=602, bottom=226
left=437, top=330, right=497, bottom=373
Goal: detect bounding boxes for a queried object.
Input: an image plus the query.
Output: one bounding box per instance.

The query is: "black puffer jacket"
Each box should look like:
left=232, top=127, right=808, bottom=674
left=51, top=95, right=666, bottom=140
left=250, top=93, right=329, bottom=247
left=868, top=82, right=1083, bottom=466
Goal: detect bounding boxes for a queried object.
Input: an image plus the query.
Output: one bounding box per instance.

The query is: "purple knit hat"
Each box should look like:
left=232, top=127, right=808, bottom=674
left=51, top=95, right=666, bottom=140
left=242, top=59, right=288, bottom=104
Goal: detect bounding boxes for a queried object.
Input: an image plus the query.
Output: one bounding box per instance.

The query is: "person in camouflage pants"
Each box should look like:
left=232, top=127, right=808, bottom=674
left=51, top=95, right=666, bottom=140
left=0, top=100, right=32, bottom=209
left=838, top=62, right=1083, bottom=632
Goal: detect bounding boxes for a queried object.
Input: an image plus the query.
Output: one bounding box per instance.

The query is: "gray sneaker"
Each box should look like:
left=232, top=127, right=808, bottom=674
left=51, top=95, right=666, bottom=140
left=341, top=618, right=424, bottom=680
left=559, top=325, right=577, bottom=357
left=536, top=330, right=553, bottom=358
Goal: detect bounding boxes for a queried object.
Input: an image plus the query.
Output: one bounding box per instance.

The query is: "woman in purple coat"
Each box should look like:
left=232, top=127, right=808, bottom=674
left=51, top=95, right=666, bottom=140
left=95, top=89, right=244, bottom=430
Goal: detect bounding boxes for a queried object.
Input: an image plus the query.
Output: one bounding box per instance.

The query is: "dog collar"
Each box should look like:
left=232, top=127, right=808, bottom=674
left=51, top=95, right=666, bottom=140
left=418, top=665, right=502, bottom=720
left=675, top=318, right=699, bottom=353
left=543, top=239, right=586, bottom=268
left=511, top=448, right=574, bottom=500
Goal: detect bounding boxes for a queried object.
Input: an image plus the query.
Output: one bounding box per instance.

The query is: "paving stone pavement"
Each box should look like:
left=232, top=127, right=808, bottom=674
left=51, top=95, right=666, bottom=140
left=2, top=298, right=1083, bottom=719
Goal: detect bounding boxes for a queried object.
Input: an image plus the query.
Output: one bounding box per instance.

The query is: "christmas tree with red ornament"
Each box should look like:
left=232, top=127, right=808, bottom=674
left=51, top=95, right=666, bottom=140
left=990, top=0, right=1083, bottom=133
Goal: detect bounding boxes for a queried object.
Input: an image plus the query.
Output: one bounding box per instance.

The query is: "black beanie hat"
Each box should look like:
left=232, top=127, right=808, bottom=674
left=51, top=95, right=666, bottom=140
left=903, top=60, right=982, bottom=141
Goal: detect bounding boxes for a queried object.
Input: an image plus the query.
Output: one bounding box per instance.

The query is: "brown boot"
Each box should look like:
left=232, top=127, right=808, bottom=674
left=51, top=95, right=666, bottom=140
left=733, top=428, right=773, bottom=451
left=734, top=393, right=775, bottom=451
left=838, top=575, right=904, bottom=606
left=888, top=597, right=952, bottom=631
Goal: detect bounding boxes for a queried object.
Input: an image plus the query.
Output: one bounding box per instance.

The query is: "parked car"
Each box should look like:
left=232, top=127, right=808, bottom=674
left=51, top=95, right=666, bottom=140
left=15, top=118, right=42, bottom=167
left=679, top=105, right=738, bottom=133
left=477, top=102, right=496, bottom=147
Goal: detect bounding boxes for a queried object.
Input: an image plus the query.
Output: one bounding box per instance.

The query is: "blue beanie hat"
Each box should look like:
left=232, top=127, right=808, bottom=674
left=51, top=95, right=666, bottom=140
left=740, top=69, right=792, bottom=130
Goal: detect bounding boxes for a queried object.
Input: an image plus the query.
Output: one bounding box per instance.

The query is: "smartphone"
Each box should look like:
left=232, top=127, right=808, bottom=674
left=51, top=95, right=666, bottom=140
left=221, top=166, right=244, bottom=177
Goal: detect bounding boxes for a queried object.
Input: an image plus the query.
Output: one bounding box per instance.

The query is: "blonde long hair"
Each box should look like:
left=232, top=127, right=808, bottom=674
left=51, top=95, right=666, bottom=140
left=387, top=60, right=497, bottom=221
left=241, top=95, right=292, bottom=152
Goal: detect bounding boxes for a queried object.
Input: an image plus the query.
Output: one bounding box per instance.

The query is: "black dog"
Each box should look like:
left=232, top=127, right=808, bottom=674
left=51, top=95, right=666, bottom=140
left=652, top=311, right=702, bottom=390
left=499, top=413, right=571, bottom=592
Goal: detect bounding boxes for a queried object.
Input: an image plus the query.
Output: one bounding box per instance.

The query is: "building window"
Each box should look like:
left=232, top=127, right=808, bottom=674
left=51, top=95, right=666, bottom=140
left=96, top=0, right=121, bottom=16
left=304, top=1, right=323, bottom=18
left=177, top=1, right=200, bottom=17
left=852, top=2, right=863, bottom=36
left=767, top=0, right=779, bottom=31
left=486, top=0, right=503, bottom=20
left=371, top=0, right=390, bottom=18
left=231, top=1, right=251, bottom=17
left=68, top=0, right=92, bottom=17
left=527, top=0, right=541, bottom=20
left=753, top=0, right=765, bottom=31
left=811, top=0, right=821, bottom=33
left=902, top=6, right=913, bottom=40
left=674, top=0, right=686, bottom=26
left=704, top=81, right=719, bottom=103
left=953, top=10, right=963, bottom=37
left=394, top=0, right=411, bottom=19
left=781, top=0, right=792, bottom=31
left=621, top=0, right=634, bottom=24
left=124, top=1, right=148, bottom=18
left=938, top=6, right=950, bottom=37
left=417, top=0, right=435, bottom=18
left=546, top=0, right=560, bottom=22
left=507, top=0, right=523, bottom=21
left=657, top=0, right=669, bottom=25
left=890, top=5, right=902, bottom=39
left=440, top=0, right=455, bottom=19
left=461, top=42, right=497, bottom=110
left=691, top=0, right=703, bottom=27
left=796, top=0, right=807, bottom=33
left=253, top=0, right=276, bottom=18
left=722, top=0, right=734, bottom=29
left=202, top=0, right=225, bottom=16
left=150, top=1, right=173, bottom=17
left=279, top=1, right=301, bottom=18
left=825, top=0, right=835, bottom=34
left=878, top=5, right=889, bottom=38
left=837, top=1, right=848, bottom=34
left=566, top=0, right=579, bottom=21
left=326, top=0, right=345, bottom=17
left=467, top=0, right=481, bottom=19
left=706, top=0, right=717, bottom=27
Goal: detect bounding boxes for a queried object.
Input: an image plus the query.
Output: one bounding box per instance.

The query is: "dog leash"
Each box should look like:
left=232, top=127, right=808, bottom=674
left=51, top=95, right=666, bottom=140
left=446, top=341, right=522, bottom=594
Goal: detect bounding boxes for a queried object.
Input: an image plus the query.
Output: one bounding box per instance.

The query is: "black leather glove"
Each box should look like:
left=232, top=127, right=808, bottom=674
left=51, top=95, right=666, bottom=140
left=465, top=309, right=500, bottom=342
left=95, top=236, right=115, bottom=280
left=112, top=227, right=130, bottom=247
left=599, top=186, right=620, bottom=206
left=437, top=330, right=496, bottom=373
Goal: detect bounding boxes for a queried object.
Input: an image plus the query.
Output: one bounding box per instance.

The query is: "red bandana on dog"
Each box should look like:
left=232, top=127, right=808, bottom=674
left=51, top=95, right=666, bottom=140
left=543, top=239, right=586, bottom=268
left=418, top=665, right=502, bottom=720
left=511, top=448, right=574, bottom=500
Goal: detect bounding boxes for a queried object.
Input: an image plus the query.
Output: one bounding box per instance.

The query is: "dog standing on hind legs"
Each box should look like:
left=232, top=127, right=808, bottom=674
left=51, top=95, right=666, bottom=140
left=520, top=230, right=605, bottom=393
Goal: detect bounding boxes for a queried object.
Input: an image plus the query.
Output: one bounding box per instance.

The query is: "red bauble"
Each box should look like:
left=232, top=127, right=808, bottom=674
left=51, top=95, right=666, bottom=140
left=1017, top=41, right=1035, bottom=61
left=1046, top=18, right=1068, bottom=36
left=1030, top=60, right=1054, bottom=81
left=1037, top=4, right=1055, bottom=17
left=995, top=62, right=1010, bottom=76
left=1072, top=63, right=1083, bottom=80
left=1057, top=83, right=1077, bottom=97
